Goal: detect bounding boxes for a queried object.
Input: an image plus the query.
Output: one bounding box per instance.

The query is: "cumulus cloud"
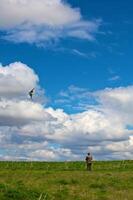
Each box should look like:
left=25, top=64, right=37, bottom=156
left=0, top=0, right=101, bottom=45
left=0, top=62, right=46, bottom=103
left=0, top=62, right=53, bottom=126
left=0, top=62, right=133, bottom=161
left=0, top=62, right=38, bottom=98
left=95, top=86, right=133, bottom=125
left=0, top=100, right=53, bottom=126
left=29, top=147, right=78, bottom=161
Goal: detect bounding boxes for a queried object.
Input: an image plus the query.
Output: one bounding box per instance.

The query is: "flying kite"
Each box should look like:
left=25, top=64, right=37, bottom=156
left=29, top=88, right=35, bottom=99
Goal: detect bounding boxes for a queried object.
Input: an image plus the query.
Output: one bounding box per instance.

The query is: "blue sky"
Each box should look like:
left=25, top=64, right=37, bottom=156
left=0, top=0, right=133, bottom=160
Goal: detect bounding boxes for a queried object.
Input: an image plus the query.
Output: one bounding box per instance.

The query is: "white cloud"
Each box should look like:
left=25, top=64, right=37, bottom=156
left=95, top=86, right=133, bottom=125
left=0, top=0, right=81, bottom=29
left=0, top=62, right=46, bottom=103
left=0, top=61, right=52, bottom=126
left=29, top=147, right=78, bottom=161
left=0, top=0, right=101, bottom=45
left=0, top=100, right=53, bottom=126
left=0, top=62, right=38, bottom=98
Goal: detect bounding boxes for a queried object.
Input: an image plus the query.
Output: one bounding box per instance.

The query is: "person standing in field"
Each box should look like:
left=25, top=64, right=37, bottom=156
left=85, top=152, right=93, bottom=171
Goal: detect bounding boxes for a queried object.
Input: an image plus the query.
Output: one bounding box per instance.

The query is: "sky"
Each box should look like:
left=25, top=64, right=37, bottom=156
left=0, top=0, right=133, bottom=161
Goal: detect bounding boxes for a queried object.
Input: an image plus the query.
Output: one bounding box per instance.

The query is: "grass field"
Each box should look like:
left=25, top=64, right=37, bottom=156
left=0, top=160, right=133, bottom=200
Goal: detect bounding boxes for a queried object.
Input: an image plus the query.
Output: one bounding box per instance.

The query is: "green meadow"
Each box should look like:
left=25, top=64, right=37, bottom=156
left=0, top=160, right=133, bottom=200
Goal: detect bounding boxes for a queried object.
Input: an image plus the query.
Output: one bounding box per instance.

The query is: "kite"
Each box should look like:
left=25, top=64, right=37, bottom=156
left=29, top=88, right=35, bottom=99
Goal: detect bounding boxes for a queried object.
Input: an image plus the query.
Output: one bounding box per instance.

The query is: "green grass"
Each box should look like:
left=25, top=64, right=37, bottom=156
left=0, top=160, right=133, bottom=200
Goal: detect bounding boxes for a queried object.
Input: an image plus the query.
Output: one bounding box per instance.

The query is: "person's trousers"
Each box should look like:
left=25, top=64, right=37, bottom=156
left=87, top=163, right=92, bottom=171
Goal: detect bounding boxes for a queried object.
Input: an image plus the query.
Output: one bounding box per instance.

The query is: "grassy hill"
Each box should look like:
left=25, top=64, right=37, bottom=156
left=0, top=160, right=133, bottom=200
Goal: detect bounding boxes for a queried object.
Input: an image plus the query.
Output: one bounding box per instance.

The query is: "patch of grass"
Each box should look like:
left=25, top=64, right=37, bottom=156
left=0, top=161, right=132, bottom=199
left=70, top=178, right=79, bottom=185
left=54, top=187, right=69, bottom=200
left=56, top=178, right=79, bottom=186
left=89, top=183, right=106, bottom=190
left=57, top=179, right=69, bottom=185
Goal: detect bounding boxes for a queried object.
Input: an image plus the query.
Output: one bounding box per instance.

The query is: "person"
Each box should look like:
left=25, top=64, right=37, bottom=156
left=85, top=152, right=93, bottom=171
